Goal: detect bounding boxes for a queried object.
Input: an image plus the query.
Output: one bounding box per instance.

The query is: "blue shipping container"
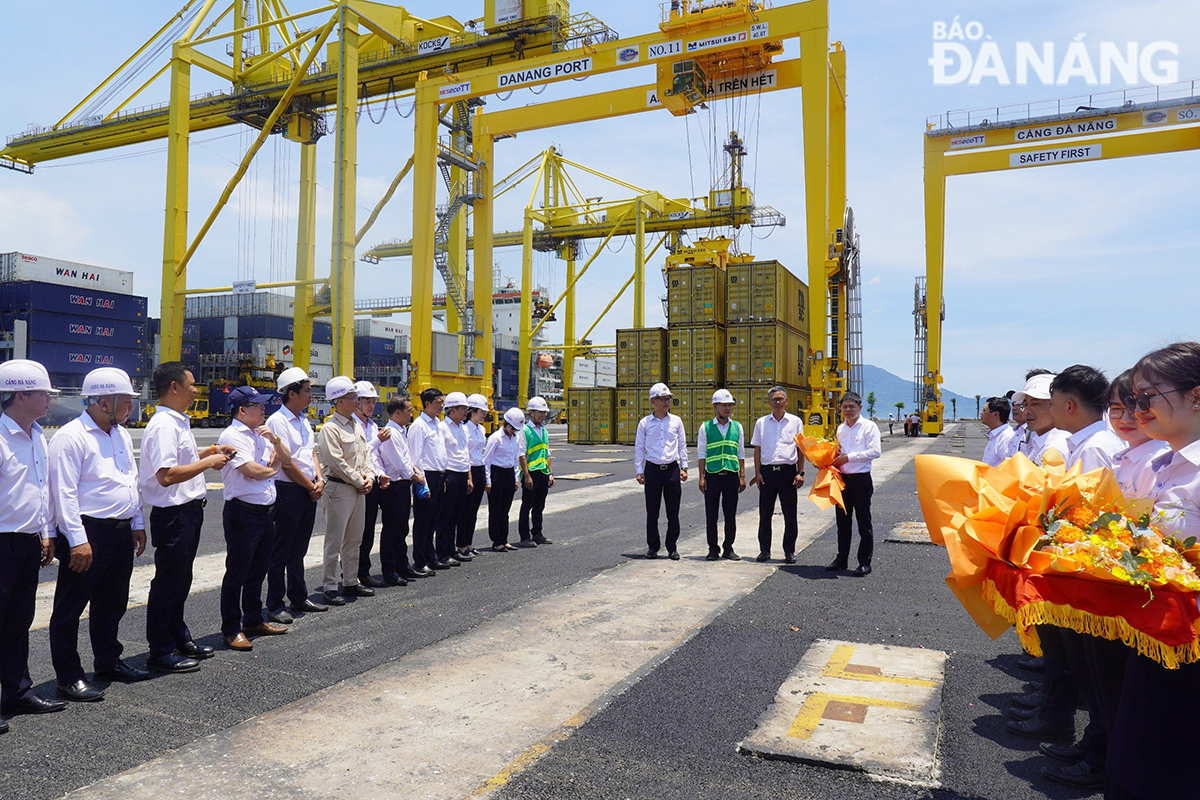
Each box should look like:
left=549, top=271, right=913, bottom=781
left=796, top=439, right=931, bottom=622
left=354, top=336, right=395, bottom=356
left=195, top=317, right=224, bottom=341
left=28, top=341, right=147, bottom=377
left=0, top=281, right=147, bottom=322
left=496, top=348, right=519, bottom=367
left=180, top=341, right=199, bottom=361
left=313, top=321, right=332, bottom=345
left=182, top=320, right=199, bottom=340
left=11, top=311, right=147, bottom=349
left=236, top=315, right=293, bottom=340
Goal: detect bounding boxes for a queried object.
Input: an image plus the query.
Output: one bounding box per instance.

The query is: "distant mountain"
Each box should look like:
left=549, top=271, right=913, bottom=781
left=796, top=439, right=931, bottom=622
left=861, top=364, right=979, bottom=421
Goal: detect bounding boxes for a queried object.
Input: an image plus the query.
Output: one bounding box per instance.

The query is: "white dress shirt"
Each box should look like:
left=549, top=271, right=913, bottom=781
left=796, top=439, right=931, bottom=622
left=695, top=418, right=746, bottom=460
left=49, top=412, right=144, bottom=547
left=483, top=427, right=521, bottom=484
left=836, top=417, right=882, bottom=474
left=219, top=419, right=277, bottom=505
left=0, top=413, right=53, bottom=538
left=1113, top=439, right=1169, bottom=497
left=372, top=419, right=416, bottom=481
left=139, top=405, right=206, bottom=507
left=1150, top=441, right=1200, bottom=540
left=1064, top=419, right=1126, bottom=473
left=1004, top=423, right=1028, bottom=460
left=267, top=405, right=317, bottom=483
left=750, top=412, right=802, bottom=465
left=982, top=424, right=1018, bottom=467
left=408, top=411, right=448, bottom=473
left=634, top=412, right=689, bottom=474
left=466, top=420, right=487, bottom=468
left=442, top=418, right=471, bottom=473
left=1022, top=428, right=1070, bottom=466
left=357, top=414, right=379, bottom=444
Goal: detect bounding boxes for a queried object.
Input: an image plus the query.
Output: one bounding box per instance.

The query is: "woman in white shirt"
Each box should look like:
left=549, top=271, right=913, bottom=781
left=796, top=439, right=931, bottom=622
left=456, top=395, right=490, bottom=559
left=1107, top=370, right=1167, bottom=497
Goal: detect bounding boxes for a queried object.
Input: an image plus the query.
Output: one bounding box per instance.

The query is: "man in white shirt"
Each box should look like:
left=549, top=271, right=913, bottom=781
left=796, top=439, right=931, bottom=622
left=485, top=407, right=525, bottom=552
left=457, top=394, right=489, bottom=559
left=353, top=381, right=391, bottom=588
left=887, top=413, right=894, bottom=436
left=265, top=367, right=328, bottom=623
left=140, top=362, right=233, bottom=673
left=981, top=396, right=1017, bottom=467
left=48, top=367, right=149, bottom=699
left=408, top=388, right=447, bottom=576
left=218, top=386, right=293, bottom=651
left=697, top=389, right=745, bottom=562
left=371, top=394, right=425, bottom=584
left=436, top=392, right=473, bottom=567
left=750, top=385, right=805, bottom=563
left=1014, top=373, right=1070, bottom=465
left=1051, top=366, right=1125, bottom=473
left=634, top=383, right=688, bottom=560
left=1005, top=391, right=1028, bottom=461
left=0, top=360, right=67, bottom=723
left=830, top=392, right=882, bottom=576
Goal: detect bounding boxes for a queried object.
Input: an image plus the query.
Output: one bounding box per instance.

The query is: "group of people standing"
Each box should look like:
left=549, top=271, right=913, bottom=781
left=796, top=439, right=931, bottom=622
left=633, top=382, right=881, bottom=576
left=975, top=342, right=1200, bottom=800
left=0, top=359, right=558, bottom=734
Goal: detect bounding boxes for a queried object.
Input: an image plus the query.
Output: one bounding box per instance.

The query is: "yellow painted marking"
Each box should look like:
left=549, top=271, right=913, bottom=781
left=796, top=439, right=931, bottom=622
left=555, top=472, right=611, bottom=480
left=467, top=708, right=592, bottom=797
left=573, top=457, right=628, bottom=463
left=206, top=482, right=224, bottom=490
left=787, top=692, right=923, bottom=740
left=822, top=644, right=939, bottom=687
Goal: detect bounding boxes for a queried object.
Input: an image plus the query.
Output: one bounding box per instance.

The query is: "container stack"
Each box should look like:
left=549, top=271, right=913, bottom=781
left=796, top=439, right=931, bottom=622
left=567, top=387, right=616, bottom=444
left=610, top=327, right=667, bottom=445
left=0, top=252, right=149, bottom=387
left=665, top=254, right=727, bottom=442
left=495, top=346, right=519, bottom=406
left=353, top=318, right=409, bottom=382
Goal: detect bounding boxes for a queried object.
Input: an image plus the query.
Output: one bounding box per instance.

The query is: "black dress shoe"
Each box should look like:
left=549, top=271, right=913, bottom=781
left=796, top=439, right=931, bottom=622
left=178, top=641, right=215, bottom=659
left=95, top=660, right=151, bottom=683
left=705, top=551, right=720, bottom=561
left=1041, top=760, right=1105, bottom=789
left=2, top=694, right=67, bottom=715
left=147, top=652, right=201, bottom=674
left=455, top=551, right=474, bottom=561
left=1017, top=655, right=1045, bottom=672
left=0, top=719, right=6, bottom=733
left=357, top=574, right=386, bottom=588
left=1005, top=717, right=1073, bottom=741
left=517, top=539, right=538, bottom=548
left=342, top=584, right=375, bottom=597
left=291, top=599, right=329, bottom=613
left=57, top=680, right=104, bottom=702
left=852, top=564, right=872, bottom=577
left=493, top=545, right=509, bottom=553
left=268, top=609, right=294, bottom=624
left=668, top=551, right=680, bottom=561
left=723, top=550, right=741, bottom=561
left=1011, top=690, right=1045, bottom=710
left=1007, top=705, right=1038, bottom=721
left=533, top=537, right=553, bottom=545
left=645, top=550, right=658, bottom=559
left=442, top=556, right=462, bottom=567
left=323, top=591, right=347, bottom=606
left=784, top=553, right=797, bottom=564
left=1040, top=740, right=1090, bottom=763
left=825, top=560, right=848, bottom=571
left=408, top=566, right=435, bottom=578
left=384, top=573, right=409, bottom=586
left=431, top=560, right=453, bottom=570
left=756, top=552, right=771, bottom=563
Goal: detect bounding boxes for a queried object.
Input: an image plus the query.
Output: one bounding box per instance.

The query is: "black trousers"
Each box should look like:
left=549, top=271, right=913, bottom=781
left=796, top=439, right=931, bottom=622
left=644, top=461, right=681, bottom=553
left=0, top=533, right=42, bottom=705
left=145, top=501, right=204, bottom=657
left=412, top=470, right=444, bottom=569
left=457, top=465, right=487, bottom=549
left=267, top=482, right=317, bottom=613
left=519, top=470, right=550, bottom=541
left=1108, top=655, right=1200, bottom=798
left=488, top=468, right=518, bottom=545
left=835, top=472, right=874, bottom=566
left=377, top=478, right=412, bottom=575
left=220, top=499, right=274, bottom=638
left=357, top=480, right=383, bottom=578
left=703, top=471, right=739, bottom=552
left=1036, top=625, right=1079, bottom=727
left=437, top=470, right=469, bottom=560
left=1082, top=635, right=1129, bottom=742
left=757, top=463, right=798, bottom=556
left=50, top=520, right=134, bottom=684
left=1059, top=629, right=1106, bottom=770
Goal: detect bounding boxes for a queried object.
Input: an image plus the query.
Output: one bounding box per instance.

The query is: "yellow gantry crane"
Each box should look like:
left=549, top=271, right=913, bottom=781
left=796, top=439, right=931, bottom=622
left=3, top=0, right=853, bottom=434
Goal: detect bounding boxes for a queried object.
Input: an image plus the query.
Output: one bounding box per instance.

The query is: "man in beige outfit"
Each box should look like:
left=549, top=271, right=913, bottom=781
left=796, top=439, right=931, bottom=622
left=316, top=376, right=376, bottom=605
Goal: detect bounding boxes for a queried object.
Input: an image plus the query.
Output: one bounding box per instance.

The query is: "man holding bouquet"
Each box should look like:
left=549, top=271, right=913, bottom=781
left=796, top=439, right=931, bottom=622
left=829, top=392, right=881, bottom=576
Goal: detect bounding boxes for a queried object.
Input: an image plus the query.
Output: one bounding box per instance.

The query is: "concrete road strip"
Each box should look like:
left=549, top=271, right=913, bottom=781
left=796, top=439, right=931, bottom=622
left=572, top=457, right=628, bottom=463
left=886, top=521, right=934, bottom=544
left=555, top=472, right=611, bottom=480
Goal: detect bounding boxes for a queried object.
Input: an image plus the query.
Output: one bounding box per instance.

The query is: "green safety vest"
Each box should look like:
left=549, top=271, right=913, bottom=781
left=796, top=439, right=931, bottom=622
left=703, top=419, right=741, bottom=474
left=524, top=424, right=550, bottom=473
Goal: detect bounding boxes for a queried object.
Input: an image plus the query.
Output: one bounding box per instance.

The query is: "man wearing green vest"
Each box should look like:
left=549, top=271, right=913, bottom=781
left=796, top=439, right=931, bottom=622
left=697, top=389, right=745, bottom=561
left=518, top=396, right=555, bottom=547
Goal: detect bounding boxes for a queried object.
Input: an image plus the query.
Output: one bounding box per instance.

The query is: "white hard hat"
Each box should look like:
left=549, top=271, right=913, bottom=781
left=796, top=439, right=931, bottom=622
left=82, top=367, right=135, bottom=397
left=354, top=380, right=379, bottom=399
left=1013, top=373, right=1055, bottom=405
left=467, top=393, right=488, bottom=411
left=276, top=366, right=310, bottom=393
left=711, top=388, right=734, bottom=404
left=0, top=359, right=59, bottom=394
left=649, top=382, right=672, bottom=400
left=444, top=391, right=468, bottom=408
left=527, top=396, right=549, bottom=412
left=325, top=376, right=355, bottom=401
left=503, top=407, right=526, bottom=428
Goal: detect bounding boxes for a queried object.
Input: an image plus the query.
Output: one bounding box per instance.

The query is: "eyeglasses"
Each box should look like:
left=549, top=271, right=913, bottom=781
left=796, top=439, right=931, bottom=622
left=1125, top=389, right=1187, bottom=412
left=769, top=396, right=787, bottom=403
left=1108, top=403, right=1134, bottom=419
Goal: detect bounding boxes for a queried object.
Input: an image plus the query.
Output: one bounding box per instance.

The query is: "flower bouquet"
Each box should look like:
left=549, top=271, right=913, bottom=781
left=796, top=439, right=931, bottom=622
left=795, top=435, right=845, bottom=511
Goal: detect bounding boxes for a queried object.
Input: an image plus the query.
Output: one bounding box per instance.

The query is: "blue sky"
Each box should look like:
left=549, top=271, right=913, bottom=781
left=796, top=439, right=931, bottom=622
left=1, top=0, right=1197, bottom=397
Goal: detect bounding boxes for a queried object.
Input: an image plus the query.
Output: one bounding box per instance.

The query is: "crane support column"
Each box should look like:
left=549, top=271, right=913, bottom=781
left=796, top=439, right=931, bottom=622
left=829, top=45, right=847, bottom=388
left=292, top=142, right=317, bottom=373
left=519, top=210, right=534, bottom=405
left=563, top=255, right=576, bottom=394
left=473, top=128, right=494, bottom=403
left=411, top=85, right=439, bottom=394
left=800, top=24, right=830, bottom=434
left=160, top=46, right=191, bottom=363
left=330, top=4, right=359, bottom=376
left=633, top=198, right=645, bottom=328
left=922, top=140, right=946, bottom=434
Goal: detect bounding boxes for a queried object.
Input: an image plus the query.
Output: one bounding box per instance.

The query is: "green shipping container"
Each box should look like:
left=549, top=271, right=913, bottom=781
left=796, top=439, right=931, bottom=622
left=727, top=383, right=808, bottom=431
left=668, top=325, right=725, bottom=386
left=726, top=260, right=808, bottom=331
left=725, top=323, right=809, bottom=386
left=615, top=387, right=649, bottom=445
left=616, top=327, right=668, bottom=386
left=568, top=388, right=616, bottom=444
left=666, top=265, right=725, bottom=327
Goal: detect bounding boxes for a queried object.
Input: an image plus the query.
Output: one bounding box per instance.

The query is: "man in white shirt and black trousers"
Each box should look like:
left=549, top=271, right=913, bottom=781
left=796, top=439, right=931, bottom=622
left=436, top=392, right=472, bottom=566
left=0, top=360, right=67, bottom=724
left=829, top=391, right=882, bottom=576
left=264, top=367, right=328, bottom=624
left=48, top=368, right=150, bottom=701
left=750, top=385, right=805, bottom=563
left=370, top=394, right=427, bottom=584
left=407, top=388, right=447, bottom=576
left=354, top=380, right=391, bottom=587
left=635, top=383, right=688, bottom=560
left=140, top=362, right=234, bottom=673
